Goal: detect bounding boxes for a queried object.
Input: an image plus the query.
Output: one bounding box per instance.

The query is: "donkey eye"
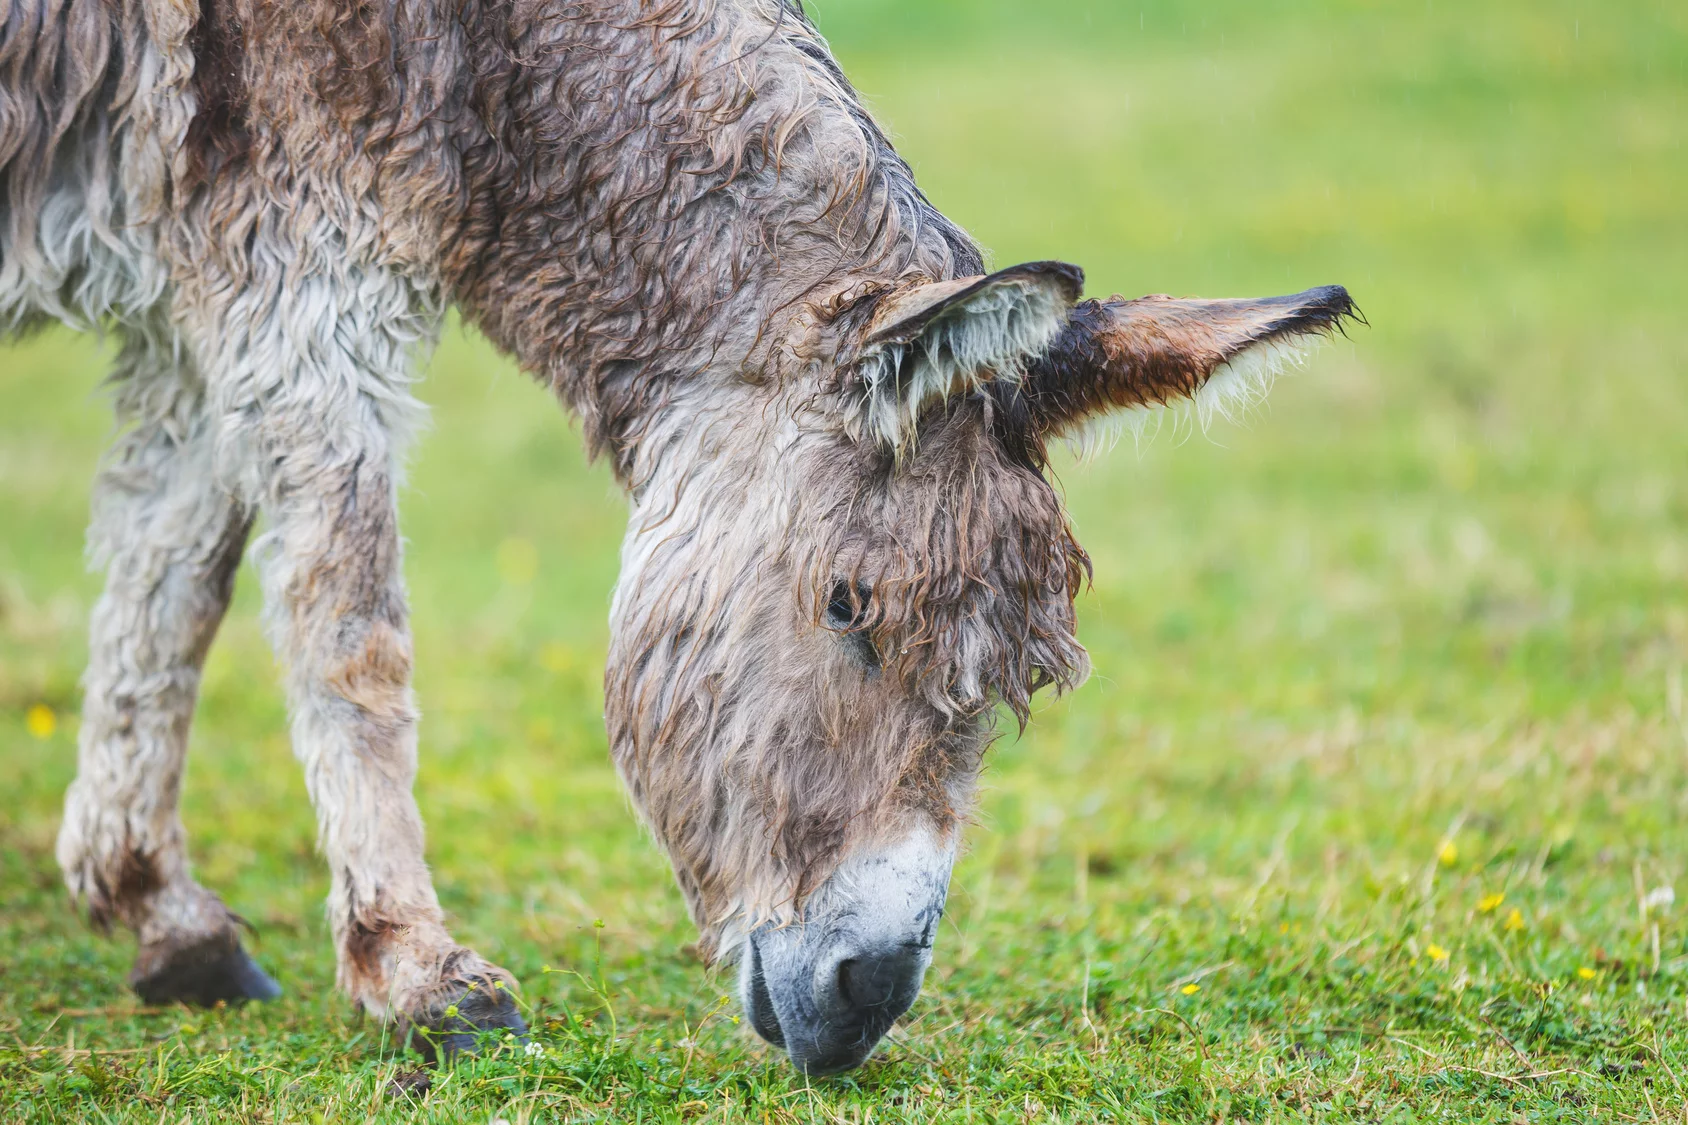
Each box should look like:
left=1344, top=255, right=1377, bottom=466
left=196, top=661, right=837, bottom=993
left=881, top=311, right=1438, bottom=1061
left=825, top=582, right=871, bottom=632
left=824, top=582, right=879, bottom=671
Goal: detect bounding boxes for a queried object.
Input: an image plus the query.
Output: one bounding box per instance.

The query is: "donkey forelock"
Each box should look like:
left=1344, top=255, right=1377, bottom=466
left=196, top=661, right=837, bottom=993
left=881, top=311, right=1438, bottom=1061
left=609, top=376, right=1092, bottom=946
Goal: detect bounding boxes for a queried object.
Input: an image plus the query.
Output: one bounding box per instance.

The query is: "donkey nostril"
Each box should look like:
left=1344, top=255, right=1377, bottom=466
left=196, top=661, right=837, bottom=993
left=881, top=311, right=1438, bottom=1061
left=835, top=957, right=859, bottom=1007
left=836, top=950, right=919, bottom=1014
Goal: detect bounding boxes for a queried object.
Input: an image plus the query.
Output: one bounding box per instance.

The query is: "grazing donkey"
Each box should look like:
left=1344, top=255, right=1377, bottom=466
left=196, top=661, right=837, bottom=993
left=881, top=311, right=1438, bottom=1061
left=2, top=0, right=1356, bottom=1072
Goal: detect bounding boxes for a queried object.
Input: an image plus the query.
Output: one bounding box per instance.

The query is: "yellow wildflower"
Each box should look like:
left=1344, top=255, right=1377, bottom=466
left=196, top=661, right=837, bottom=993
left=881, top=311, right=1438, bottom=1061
left=1438, top=842, right=1458, bottom=867
left=1503, top=908, right=1525, bottom=933
left=1426, top=943, right=1450, bottom=962
left=1478, top=892, right=1505, bottom=913
left=25, top=704, right=56, bottom=739
left=1180, top=984, right=1200, bottom=996
left=1576, top=966, right=1596, bottom=980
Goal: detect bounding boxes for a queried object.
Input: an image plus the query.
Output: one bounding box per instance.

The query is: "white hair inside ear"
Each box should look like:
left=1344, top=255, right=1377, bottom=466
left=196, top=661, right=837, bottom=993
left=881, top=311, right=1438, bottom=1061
left=845, top=264, right=1082, bottom=452
left=1063, top=334, right=1323, bottom=461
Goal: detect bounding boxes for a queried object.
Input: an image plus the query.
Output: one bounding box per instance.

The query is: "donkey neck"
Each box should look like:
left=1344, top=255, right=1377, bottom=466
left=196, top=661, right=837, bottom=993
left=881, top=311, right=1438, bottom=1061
left=445, top=0, right=983, bottom=482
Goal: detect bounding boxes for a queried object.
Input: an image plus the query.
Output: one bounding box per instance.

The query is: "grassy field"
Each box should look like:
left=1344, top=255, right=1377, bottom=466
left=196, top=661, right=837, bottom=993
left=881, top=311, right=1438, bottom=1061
left=3, top=0, right=1686, bottom=1120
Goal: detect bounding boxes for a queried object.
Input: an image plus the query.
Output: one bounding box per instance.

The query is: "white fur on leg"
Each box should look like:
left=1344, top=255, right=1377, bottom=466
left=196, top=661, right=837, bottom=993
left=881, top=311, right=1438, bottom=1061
left=56, top=349, right=249, bottom=947
left=175, top=204, right=503, bottom=1021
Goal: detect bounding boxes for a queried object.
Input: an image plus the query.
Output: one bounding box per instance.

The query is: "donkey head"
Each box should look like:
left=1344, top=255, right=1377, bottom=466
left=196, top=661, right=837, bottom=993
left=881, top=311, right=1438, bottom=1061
left=604, top=262, right=1357, bottom=1073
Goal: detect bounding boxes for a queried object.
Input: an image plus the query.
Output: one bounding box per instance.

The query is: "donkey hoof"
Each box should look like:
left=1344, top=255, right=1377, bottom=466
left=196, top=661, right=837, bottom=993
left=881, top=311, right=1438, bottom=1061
left=410, top=980, right=529, bottom=1065
left=130, top=931, right=282, bottom=1007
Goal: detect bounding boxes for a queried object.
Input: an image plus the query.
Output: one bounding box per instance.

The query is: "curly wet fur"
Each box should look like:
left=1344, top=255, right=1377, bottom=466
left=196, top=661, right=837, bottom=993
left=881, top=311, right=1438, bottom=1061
left=0, top=0, right=1013, bottom=1015
left=3, top=0, right=1342, bottom=1043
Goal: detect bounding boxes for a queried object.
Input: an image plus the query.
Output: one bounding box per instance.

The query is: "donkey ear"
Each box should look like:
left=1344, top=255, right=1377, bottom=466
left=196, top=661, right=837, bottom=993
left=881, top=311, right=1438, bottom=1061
left=1017, top=285, right=1362, bottom=439
left=847, top=261, right=1084, bottom=450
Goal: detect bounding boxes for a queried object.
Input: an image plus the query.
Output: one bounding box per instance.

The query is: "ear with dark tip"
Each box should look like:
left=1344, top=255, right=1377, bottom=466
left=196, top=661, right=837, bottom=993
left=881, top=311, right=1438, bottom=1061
left=1017, top=284, right=1363, bottom=438
left=846, top=261, right=1085, bottom=451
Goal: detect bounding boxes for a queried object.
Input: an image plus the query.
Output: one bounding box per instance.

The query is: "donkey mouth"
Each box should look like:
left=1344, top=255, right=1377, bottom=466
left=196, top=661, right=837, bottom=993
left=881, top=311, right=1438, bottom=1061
left=743, top=937, right=786, bottom=1048
left=741, top=925, right=921, bottom=1076
left=736, top=828, right=956, bottom=1074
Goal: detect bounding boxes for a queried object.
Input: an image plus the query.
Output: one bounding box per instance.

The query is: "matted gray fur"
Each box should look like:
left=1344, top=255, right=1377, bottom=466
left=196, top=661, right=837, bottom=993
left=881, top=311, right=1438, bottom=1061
left=2, top=0, right=1356, bottom=1072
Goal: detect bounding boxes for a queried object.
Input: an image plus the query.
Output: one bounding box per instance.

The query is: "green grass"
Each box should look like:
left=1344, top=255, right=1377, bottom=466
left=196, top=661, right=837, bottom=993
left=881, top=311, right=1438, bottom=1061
left=3, top=0, right=1686, bottom=1120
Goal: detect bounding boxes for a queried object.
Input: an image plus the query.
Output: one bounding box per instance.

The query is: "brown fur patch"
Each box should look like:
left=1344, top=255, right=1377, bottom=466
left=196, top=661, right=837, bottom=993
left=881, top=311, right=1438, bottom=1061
left=1014, top=287, right=1362, bottom=441
left=88, top=847, right=166, bottom=932
left=184, top=0, right=251, bottom=184
left=325, top=621, right=415, bottom=721
left=344, top=913, right=399, bottom=993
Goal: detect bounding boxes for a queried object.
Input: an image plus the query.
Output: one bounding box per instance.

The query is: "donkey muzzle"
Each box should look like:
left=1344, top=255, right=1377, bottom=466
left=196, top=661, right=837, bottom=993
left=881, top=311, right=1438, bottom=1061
left=738, top=828, right=955, bottom=1074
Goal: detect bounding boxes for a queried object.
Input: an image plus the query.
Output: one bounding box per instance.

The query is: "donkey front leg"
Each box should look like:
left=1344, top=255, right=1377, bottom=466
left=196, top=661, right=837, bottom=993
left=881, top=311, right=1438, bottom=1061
left=57, top=374, right=278, bottom=1006
left=255, top=435, right=525, bottom=1058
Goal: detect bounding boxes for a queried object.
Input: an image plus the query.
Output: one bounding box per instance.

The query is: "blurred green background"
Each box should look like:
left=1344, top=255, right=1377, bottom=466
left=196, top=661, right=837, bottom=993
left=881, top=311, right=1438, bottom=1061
left=2, top=0, right=1685, bottom=1120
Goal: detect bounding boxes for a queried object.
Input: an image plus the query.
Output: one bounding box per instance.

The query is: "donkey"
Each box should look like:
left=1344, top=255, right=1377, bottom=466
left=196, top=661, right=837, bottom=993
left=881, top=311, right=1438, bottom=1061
left=3, top=0, right=1355, bottom=1073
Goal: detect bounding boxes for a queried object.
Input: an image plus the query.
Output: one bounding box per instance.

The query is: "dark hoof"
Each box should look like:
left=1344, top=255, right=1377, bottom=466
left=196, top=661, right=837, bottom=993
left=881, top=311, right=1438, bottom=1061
left=409, top=980, right=529, bottom=1065
left=130, top=931, right=282, bottom=1007
left=386, top=1068, right=432, bottom=1099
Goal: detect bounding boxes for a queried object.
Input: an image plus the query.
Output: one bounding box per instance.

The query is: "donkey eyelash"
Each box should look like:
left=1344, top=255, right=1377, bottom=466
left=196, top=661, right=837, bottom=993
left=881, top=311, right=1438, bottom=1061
left=824, top=581, right=871, bottom=631
left=824, top=582, right=880, bottom=670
